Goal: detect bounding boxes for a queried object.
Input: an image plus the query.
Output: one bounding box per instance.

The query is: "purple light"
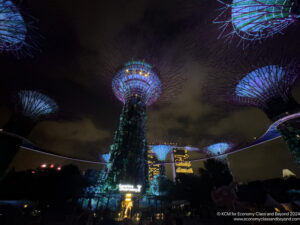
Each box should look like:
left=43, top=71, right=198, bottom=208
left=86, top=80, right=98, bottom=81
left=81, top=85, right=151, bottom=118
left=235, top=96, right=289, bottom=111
left=112, top=61, right=162, bottom=106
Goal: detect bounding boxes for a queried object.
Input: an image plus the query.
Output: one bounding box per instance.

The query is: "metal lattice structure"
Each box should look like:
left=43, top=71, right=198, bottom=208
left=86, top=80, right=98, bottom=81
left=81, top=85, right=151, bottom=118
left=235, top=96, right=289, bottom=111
left=0, top=0, right=27, bottom=52
left=152, top=145, right=172, bottom=161
left=214, top=0, right=299, bottom=46
left=233, top=63, right=299, bottom=120
left=17, top=90, right=58, bottom=119
left=112, top=61, right=162, bottom=106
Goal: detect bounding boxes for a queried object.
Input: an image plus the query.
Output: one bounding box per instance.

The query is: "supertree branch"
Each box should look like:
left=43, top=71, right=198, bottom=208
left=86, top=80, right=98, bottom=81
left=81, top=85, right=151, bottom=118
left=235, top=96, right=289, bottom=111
left=214, top=0, right=299, bottom=48
left=17, top=90, right=58, bottom=120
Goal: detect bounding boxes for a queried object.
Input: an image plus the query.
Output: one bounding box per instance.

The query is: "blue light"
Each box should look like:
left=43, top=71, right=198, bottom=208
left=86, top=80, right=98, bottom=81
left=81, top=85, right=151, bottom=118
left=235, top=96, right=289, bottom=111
left=152, top=145, right=172, bottom=161
left=18, top=90, right=58, bottom=118
left=0, top=0, right=27, bottom=46
left=102, top=153, right=110, bottom=163
left=207, top=142, right=230, bottom=155
left=236, top=65, right=285, bottom=98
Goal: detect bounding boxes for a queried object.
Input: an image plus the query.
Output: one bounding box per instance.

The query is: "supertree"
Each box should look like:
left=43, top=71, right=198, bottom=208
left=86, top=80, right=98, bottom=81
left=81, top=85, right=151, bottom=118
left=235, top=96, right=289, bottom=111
left=106, top=61, right=162, bottom=192
left=227, top=61, right=300, bottom=164
left=4, top=90, right=58, bottom=137
left=151, top=144, right=172, bottom=176
left=99, top=19, right=185, bottom=192
left=214, top=0, right=300, bottom=47
left=0, top=0, right=37, bottom=55
left=203, top=142, right=236, bottom=177
left=0, top=90, right=58, bottom=176
left=102, top=153, right=110, bottom=163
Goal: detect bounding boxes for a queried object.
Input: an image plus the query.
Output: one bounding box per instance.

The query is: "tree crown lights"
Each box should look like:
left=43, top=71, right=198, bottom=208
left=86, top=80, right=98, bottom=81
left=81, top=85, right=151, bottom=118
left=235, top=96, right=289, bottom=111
left=207, top=142, right=232, bottom=156
left=233, top=63, right=299, bottom=119
left=0, top=0, right=28, bottom=52
left=102, top=153, right=110, bottom=163
left=112, top=61, right=162, bottom=106
left=17, top=90, right=58, bottom=119
left=152, top=145, right=172, bottom=161
left=214, top=0, right=299, bottom=46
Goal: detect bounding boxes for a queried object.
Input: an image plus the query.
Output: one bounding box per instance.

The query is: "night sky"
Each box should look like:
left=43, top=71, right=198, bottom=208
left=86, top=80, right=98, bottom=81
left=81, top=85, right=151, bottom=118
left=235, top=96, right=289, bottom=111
left=3, top=0, right=300, bottom=182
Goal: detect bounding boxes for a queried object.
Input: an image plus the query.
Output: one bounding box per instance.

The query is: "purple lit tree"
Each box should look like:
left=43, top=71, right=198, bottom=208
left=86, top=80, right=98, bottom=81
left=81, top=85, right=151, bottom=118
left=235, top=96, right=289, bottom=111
left=214, top=0, right=300, bottom=47
left=210, top=59, right=300, bottom=165
left=103, top=29, right=185, bottom=192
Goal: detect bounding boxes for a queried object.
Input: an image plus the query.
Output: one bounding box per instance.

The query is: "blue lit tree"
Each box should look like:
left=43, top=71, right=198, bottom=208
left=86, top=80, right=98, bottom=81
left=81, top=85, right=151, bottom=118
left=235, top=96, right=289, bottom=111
left=102, top=153, right=110, bottom=163
left=152, top=145, right=172, bottom=161
left=204, top=142, right=235, bottom=176
left=151, top=145, right=172, bottom=176
left=1, top=90, right=58, bottom=176
left=4, top=90, right=58, bottom=137
left=231, top=62, right=300, bottom=165
left=214, top=0, right=300, bottom=47
left=0, top=0, right=37, bottom=55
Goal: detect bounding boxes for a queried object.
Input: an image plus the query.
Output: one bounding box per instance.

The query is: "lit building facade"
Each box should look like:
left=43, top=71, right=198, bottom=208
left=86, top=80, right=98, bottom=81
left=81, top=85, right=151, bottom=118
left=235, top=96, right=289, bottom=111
left=171, top=147, right=194, bottom=182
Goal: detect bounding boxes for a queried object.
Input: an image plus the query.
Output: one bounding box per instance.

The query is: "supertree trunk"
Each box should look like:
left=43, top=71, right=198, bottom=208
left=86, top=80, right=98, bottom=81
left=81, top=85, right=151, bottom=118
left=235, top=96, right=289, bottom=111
left=106, top=96, right=148, bottom=191
left=277, top=118, right=300, bottom=165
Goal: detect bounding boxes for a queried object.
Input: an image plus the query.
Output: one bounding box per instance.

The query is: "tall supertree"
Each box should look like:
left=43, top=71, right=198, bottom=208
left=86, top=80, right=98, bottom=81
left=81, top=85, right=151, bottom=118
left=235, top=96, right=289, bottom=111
left=214, top=0, right=300, bottom=47
left=0, top=90, right=58, bottom=176
left=106, top=61, right=162, bottom=192
left=99, top=17, right=185, bottom=192
left=0, top=0, right=37, bottom=55
left=229, top=62, right=300, bottom=164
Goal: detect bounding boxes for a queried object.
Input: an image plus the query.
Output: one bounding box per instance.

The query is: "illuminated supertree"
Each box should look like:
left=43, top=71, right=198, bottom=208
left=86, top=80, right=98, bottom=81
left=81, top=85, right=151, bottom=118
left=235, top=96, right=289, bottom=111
left=0, top=0, right=37, bottom=55
left=151, top=145, right=172, bottom=176
left=102, top=153, right=110, bottom=163
left=100, top=22, right=185, bottom=192
left=203, top=142, right=236, bottom=176
left=4, top=90, right=59, bottom=137
left=0, top=90, right=58, bottom=176
left=230, top=62, right=300, bottom=164
left=106, top=61, right=162, bottom=192
left=214, top=0, right=300, bottom=47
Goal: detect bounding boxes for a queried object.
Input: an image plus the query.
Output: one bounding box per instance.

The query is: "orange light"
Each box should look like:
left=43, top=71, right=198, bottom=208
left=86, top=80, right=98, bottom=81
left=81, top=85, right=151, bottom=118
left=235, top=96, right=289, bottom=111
left=41, top=164, right=47, bottom=168
left=50, top=164, right=54, bottom=168
left=57, top=167, right=61, bottom=171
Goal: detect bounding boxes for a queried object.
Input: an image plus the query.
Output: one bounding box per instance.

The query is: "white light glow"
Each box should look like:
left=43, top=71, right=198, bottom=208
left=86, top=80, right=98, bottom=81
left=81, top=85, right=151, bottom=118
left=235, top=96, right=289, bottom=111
left=118, top=184, right=142, bottom=193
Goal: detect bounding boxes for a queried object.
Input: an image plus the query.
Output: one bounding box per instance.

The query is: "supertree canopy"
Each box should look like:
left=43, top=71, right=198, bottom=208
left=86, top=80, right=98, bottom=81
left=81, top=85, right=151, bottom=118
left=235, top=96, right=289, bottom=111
left=152, top=145, right=172, bottom=161
left=207, top=142, right=232, bottom=156
left=233, top=63, right=300, bottom=165
left=4, top=90, right=58, bottom=137
left=0, top=0, right=27, bottom=51
left=214, top=0, right=299, bottom=46
left=102, top=153, right=111, bottom=163
left=106, top=61, right=162, bottom=192
left=234, top=63, right=299, bottom=120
